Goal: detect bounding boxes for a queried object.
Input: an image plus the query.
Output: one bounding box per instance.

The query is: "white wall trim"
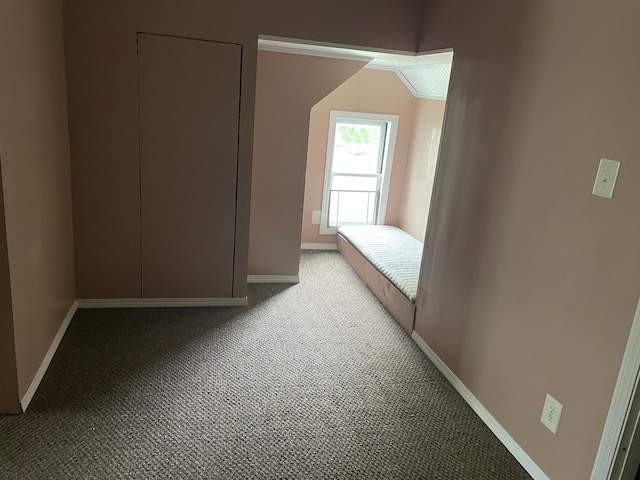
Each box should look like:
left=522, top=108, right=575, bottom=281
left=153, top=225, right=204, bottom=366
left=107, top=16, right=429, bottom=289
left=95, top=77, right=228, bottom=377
left=247, top=275, right=300, bottom=284
left=257, top=38, right=452, bottom=100
left=257, top=35, right=416, bottom=60
left=411, top=331, right=550, bottom=480
left=591, top=298, right=640, bottom=480
left=20, top=300, right=78, bottom=412
left=300, top=243, right=338, bottom=251
left=258, top=38, right=375, bottom=62
left=77, top=298, right=248, bottom=308
left=257, top=36, right=454, bottom=67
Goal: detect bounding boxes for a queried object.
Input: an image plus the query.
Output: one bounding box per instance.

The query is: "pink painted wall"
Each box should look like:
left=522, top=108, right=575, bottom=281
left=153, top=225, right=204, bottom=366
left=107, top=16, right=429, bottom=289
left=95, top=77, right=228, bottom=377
left=18, top=1, right=636, bottom=475
left=301, top=69, right=417, bottom=245
left=0, top=0, right=76, bottom=401
left=249, top=51, right=365, bottom=276
left=415, top=0, right=640, bottom=478
left=397, top=99, right=446, bottom=242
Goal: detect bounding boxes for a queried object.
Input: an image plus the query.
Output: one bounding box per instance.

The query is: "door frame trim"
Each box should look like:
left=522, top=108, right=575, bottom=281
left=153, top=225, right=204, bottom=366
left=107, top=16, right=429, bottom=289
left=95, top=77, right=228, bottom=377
left=592, top=298, right=640, bottom=479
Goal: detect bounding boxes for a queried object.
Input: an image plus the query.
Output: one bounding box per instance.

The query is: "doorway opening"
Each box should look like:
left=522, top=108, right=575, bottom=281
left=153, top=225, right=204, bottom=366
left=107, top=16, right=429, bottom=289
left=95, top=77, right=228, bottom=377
left=247, top=35, right=453, bottom=291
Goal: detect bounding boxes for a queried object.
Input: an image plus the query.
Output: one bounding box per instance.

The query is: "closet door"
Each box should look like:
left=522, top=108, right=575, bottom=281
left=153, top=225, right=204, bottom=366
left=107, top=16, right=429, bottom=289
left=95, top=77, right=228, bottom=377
left=138, top=34, right=241, bottom=298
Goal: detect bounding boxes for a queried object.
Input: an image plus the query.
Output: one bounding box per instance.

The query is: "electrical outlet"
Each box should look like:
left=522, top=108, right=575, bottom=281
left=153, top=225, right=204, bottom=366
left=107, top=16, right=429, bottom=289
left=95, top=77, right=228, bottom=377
left=540, top=393, right=563, bottom=435
left=311, top=210, right=321, bottom=225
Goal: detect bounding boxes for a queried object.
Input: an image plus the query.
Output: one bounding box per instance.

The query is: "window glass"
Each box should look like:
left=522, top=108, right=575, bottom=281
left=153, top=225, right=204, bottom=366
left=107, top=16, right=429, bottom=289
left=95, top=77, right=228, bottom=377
left=332, top=122, right=382, bottom=174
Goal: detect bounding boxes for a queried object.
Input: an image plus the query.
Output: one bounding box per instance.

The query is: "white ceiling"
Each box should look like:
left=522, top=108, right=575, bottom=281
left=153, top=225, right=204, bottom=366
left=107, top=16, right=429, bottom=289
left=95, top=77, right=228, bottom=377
left=258, top=37, right=453, bottom=101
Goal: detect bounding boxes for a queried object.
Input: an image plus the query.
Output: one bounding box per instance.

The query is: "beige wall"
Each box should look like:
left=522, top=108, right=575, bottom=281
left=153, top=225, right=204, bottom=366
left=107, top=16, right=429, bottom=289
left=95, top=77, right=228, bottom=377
left=416, top=0, right=640, bottom=479
left=397, top=99, right=445, bottom=242
left=249, top=52, right=365, bottom=276
left=63, top=0, right=423, bottom=299
left=0, top=0, right=76, bottom=399
left=301, top=69, right=417, bottom=245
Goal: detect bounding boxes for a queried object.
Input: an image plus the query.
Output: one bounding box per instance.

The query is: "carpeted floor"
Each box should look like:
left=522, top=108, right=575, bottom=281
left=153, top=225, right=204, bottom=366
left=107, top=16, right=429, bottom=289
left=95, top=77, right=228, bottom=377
left=0, top=251, right=532, bottom=479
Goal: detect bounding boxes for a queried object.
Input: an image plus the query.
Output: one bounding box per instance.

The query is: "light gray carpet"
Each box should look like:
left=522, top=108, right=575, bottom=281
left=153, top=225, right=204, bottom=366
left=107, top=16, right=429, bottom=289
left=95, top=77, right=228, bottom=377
left=0, top=251, right=532, bottom=479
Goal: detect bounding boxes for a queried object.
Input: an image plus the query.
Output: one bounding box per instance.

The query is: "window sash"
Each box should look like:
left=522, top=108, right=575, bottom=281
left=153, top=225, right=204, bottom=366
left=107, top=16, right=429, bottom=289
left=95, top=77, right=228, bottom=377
left=319, top=111, right=399, bottom=235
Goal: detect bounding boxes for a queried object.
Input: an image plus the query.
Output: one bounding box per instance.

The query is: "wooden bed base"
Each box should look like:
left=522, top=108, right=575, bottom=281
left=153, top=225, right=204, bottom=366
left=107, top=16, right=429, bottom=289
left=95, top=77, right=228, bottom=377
left=337, top=234, right=415, bottom=334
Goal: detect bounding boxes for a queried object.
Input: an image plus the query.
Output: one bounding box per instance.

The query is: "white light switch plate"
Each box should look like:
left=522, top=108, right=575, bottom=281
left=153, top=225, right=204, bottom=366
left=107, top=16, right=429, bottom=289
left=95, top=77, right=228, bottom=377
left=311, top=210, right=321, bottom=225
left=593, top=158, right=620, bottom=199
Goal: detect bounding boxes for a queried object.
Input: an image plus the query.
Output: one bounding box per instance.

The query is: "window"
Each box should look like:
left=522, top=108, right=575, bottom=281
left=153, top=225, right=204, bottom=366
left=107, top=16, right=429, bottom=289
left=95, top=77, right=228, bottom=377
left=320, top=111, right=399, bottom=234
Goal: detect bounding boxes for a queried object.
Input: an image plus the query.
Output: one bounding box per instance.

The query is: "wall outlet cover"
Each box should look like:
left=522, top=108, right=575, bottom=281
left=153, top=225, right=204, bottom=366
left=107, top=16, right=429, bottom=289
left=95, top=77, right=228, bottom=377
left=311, top=210, right=321, bottom=225
left=541, top=393, right=563, bottom=435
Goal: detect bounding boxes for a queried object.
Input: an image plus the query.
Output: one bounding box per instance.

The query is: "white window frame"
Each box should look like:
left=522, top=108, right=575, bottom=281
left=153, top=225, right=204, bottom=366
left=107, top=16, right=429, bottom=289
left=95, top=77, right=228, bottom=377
left=319, top=111, right=399, bottom=235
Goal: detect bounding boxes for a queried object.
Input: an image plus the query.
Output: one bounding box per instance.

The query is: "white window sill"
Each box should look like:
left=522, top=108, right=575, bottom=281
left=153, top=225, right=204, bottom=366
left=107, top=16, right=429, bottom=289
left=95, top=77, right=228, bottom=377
left=319, top=226, right=338, bottom=235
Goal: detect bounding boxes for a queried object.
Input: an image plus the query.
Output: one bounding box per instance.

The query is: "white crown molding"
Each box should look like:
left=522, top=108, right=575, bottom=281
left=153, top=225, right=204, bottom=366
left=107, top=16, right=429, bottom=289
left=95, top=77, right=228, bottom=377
left=21, top=300, right=78, bottom=412
left=258, top=36, right=453, bottom=68
left=416, top=92, right=448, bottom=101
left=368, top=51, right=453, bottom=69
left=399, top=62, right=452, bottom=71
left=259, top=40, right=374, bottom=63
left=363, top=63, right=397, bottom=72
left=77, top=298, right=248, bottom=308
left=257, top=37, right=453, bottom=100
left=257, top=35, right=415, bottom=58
left=411, top=331, right=551, bottom=480
left=415, top=48, right=456, bottom=57
left=247, top=275, right=300, bottom=284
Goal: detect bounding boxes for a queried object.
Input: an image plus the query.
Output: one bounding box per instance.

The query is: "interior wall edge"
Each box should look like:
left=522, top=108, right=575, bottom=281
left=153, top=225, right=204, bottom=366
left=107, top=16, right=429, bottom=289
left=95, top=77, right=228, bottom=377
left=0, top=153, right=20, bottom=414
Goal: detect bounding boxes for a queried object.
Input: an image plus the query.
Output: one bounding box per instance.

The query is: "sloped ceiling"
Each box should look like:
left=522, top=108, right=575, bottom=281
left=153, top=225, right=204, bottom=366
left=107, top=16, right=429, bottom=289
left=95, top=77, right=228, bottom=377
left=397, top=63, right=452, bottom=99
left=368, top=59, right=452, bottom=100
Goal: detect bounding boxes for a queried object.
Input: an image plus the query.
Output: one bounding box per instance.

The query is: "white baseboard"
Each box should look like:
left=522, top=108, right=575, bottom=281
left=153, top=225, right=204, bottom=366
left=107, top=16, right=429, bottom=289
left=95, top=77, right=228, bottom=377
left=300, top=243, right=337, bottom=251
left=411, top=331, right=550, bottom=480
left=247, top=275, right=300, bottom=284
left=77, top=298, right=248, bottom=308
left=20, top=300, right=78, bottom=412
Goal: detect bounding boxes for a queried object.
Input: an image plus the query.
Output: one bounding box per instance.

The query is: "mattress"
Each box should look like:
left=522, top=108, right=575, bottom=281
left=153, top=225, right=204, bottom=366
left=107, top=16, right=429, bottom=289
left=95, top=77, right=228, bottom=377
left=337, top=225, right=423, bottom=302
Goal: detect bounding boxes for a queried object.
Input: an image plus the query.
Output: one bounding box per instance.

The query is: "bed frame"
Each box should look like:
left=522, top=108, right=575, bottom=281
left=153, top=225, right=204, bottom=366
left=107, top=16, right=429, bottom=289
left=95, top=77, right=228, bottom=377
left=337, top=233, right=415, bottom=334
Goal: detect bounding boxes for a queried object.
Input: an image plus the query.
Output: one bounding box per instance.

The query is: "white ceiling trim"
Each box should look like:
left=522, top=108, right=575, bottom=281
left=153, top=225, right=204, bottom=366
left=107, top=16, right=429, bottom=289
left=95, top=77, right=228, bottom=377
left=257, top=35, right=423, bottom=59
left=257, top=37, right=453, bottom=100
left=362, top=64, right=397, bottom=72
left=258, top=39, right=376, bottom=63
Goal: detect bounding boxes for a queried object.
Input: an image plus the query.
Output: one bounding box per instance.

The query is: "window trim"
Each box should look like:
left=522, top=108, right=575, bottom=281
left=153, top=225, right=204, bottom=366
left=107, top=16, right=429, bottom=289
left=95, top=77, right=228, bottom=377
left=319, top=110, right=399, bottom=235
